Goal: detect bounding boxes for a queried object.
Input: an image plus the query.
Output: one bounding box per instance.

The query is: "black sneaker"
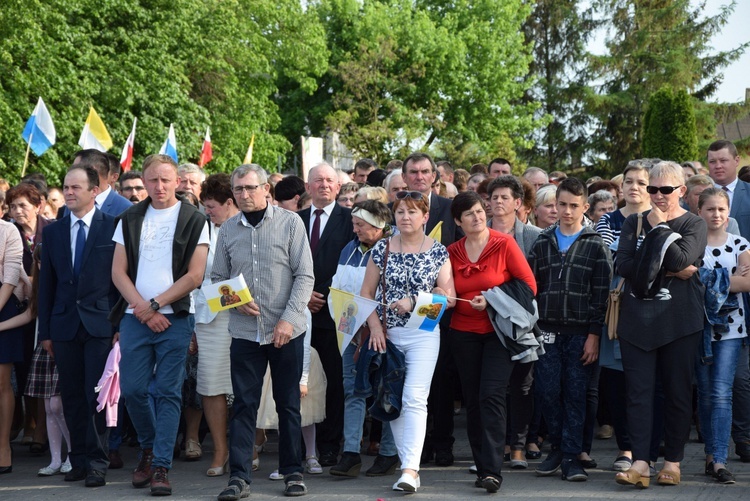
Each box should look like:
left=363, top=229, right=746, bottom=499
left=329, top=452, right=361, bottom=477
left=218, top=478, right=251, bottom=501
left=366, top=454, right=400, bottom=477
left=536, top=450, right=563, bottom=476
left=561, top=458, right=588, bottom=482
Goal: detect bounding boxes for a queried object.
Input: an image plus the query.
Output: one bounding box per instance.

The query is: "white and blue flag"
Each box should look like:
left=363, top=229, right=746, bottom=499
left=404, top=291, right=448, bottom=332
left=159, top=123, right=178, bottom=163
left=22, top=97, right=56, bottom=156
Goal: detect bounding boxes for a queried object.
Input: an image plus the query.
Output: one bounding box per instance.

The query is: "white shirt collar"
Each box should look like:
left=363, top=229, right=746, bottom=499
left=718, top=177, right=739, bottom=193
left=95, top=186, right=111, bottom=207
left=70, top=206, right=96, bottom=229
left=311, top=200, right=337, bottom=217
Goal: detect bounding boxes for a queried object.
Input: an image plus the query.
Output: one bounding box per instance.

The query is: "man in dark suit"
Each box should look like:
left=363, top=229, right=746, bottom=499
left=58, top=150, right=132, bottom=219
left=708, top=139, right=750, bottom=463
left=298, top=163, right=354, bottom=466
left=401, top=152, right=462, bottom=466
left=38, top=164, right=120, bottom=487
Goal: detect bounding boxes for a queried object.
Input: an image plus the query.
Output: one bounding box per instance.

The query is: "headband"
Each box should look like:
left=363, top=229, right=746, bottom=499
left=351, top=207, right=386, bottom=229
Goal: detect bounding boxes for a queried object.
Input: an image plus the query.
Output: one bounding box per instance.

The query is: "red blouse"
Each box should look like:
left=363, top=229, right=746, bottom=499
left=448, top=229, right=537, bottom=334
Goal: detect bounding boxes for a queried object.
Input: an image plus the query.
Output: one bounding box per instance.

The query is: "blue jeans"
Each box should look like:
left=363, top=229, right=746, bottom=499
left=342, top=342, right=396, bottom=456
left=229, top=335, right=304, bottom=483
left=696, top=338, right=743, bottom=465
left=534, top=329, right=593, bottom=458
left=119, top=314, right=194, bottom=469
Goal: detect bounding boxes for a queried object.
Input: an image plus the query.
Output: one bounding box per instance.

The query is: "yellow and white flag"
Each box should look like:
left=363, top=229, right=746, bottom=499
left=243, top=134, right=255, bottom=164
left=329, top=288, right=379, bottom=354
left=428, top=221, right=442, bottom=242
left=206, top=274, right=253, bottom=313
left=78, top=107, right=113, bottom=151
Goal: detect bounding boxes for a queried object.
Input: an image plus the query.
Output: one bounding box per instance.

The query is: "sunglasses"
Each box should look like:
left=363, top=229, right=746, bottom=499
left=646, top=185, right=681, bottom=195
left=395, top=191, right=424, bottom=201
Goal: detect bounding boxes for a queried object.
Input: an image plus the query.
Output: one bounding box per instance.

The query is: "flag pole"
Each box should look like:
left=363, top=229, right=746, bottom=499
left=21, top=130, right=33, bottom=178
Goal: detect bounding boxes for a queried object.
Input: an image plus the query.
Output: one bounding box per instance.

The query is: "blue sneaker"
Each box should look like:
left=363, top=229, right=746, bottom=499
left=561, top=458, right=588, bottom=481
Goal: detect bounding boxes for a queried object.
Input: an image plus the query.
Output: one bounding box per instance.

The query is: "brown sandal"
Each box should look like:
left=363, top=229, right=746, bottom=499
left=615, top=468, right=650, bottom=488
left=656, top=468, right=680, bottom=486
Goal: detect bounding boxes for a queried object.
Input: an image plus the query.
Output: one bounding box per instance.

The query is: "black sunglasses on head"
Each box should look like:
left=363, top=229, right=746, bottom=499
left=395, top=191, right=425, bottom=201
left=646, top=185, right=681, bottom=195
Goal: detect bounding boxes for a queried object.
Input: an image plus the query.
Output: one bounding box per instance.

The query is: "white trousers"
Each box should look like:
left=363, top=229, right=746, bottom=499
left=387, top=326, right=440, bottom=472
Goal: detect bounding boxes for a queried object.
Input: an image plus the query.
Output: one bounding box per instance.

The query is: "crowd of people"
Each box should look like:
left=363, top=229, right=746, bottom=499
left=1, top=140, right=749, bottom=498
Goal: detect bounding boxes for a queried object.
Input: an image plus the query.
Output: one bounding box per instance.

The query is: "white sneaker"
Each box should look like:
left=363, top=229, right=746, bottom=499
left=305, top=457, right=323, bottom=474
left=38, top=465, right=61, bottom=476
left=469, top=464, right=477, bottom=473
left=61, top=458, right=72, bottom=474
left=393, top=472, right=420, bottom=492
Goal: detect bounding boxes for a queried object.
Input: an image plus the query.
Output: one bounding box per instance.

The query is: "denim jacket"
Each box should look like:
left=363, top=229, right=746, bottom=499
left=699, top=267, right=738, bottom=364
left=353, top=339, right=405, bottom=422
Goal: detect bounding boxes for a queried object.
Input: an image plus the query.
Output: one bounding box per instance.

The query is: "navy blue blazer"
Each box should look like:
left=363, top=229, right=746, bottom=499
left=730, top=180, right=750, bottom=240
left=38, top=209, right=120, bottom=342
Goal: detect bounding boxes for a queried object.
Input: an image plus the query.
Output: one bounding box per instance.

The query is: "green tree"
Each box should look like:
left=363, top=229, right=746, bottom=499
left=642, top=86, right=698, bottom=161
left=0, top=0, right=327, bottom=183
left=519, top=0, right=600, bottom=172
left=277, top=0, right=539, bottom=166
left=588, top=0, right=747, bottom=174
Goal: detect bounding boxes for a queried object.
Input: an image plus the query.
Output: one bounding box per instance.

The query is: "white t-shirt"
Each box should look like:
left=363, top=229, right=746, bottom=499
left=113, top=202, right=209, bottom=314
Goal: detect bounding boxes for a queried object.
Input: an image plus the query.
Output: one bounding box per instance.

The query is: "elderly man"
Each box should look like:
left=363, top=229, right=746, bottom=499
left=178, top=163, right=206, bottom=199
left=298, top=163, right=354, bottom=466
left=213, top=164, right=314, bottom=500
left=384, top=169, right=408, bottom=203
left=522, top=167, right=550, bottom=191
left=111, top=154, right=209, bottom=496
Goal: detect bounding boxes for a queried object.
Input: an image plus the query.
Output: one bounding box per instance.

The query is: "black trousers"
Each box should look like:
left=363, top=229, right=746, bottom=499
left=620, top=332, right=700, bottom=463
left=311, top=327, right=343, bottom=455
left=53, top=326, right=112, bottom=472
left=506, top=361, right=534, bottom=450
left=452, top=330, right=514, bottom=479
left=425, top=317, right=457, bottom=453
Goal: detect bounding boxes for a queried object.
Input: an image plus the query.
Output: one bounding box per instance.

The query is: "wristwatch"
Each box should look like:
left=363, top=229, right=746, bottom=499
left=149, top=298, right=160, bottom=311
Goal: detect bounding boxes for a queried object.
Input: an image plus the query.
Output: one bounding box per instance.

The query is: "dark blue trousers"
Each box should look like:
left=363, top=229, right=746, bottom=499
left=228, top=334, right=304, bottom=483
left=534, top=329, right=593, bottom=458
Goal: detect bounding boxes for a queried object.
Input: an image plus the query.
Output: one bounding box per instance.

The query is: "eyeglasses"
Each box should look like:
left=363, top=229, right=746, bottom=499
left=395, top=191, right=424, bottom=201
left=646, top=185, right=682, bottom=195
left=232, top=184, right=262, bottom=195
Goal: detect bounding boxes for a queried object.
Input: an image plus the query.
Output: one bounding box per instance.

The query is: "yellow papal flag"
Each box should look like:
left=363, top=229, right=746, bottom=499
left=78, top=107, right=113, bottom=151
left=243, top=134, right=255, bottom=164
left=428, top=221, right=443, bottom=243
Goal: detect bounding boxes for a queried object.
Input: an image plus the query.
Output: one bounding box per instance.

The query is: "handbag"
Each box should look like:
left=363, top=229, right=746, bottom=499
left=605, top=213, right=642, bottom=340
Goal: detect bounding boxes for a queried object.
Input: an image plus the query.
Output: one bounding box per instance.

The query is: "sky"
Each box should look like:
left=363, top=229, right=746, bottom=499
left=587, top=0, right=749, bottom=104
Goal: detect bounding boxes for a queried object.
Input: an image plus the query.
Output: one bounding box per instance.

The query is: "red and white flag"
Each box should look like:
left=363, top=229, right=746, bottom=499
left=198, top=127, right=212, bottom=168
left=119, top=117, right=137, bottom=172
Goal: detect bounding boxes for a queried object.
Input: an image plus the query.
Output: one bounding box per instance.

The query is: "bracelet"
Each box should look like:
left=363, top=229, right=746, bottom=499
left=409, top=295, right=416, bottom=311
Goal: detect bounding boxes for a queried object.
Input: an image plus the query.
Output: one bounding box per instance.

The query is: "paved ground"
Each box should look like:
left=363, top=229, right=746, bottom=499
left=0, top=411, right=747, bottom=500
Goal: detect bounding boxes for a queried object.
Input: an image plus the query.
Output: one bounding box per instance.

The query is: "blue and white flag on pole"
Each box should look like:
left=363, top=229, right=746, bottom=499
left=159, top=123, right=178, bottom=163
left=404, top=291, right=448, bottom=332
left=22, top=97, right=56, bottom=156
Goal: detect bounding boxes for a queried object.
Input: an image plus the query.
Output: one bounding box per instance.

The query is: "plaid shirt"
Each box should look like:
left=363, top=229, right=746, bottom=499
left=211, top=206, right=314, bottom=344
left=528, top=224, right=613, bottom=334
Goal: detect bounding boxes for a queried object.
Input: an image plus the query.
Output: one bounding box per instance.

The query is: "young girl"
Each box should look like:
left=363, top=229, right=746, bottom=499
left=0, top=245, right=71, bottom=476
left=696, top=188, right=750, bottom=485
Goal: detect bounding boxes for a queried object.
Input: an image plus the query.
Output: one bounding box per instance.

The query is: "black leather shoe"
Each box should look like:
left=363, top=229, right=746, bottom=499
left=64, top=466, right=87, bottom=481
left=329, top=452, right=361, bottom=477
left=85, top=469, right=106, bottom=487
left=366, top=454, right=400, bottom=476
left=714, top=467, right=736, bottom=484
left=434, top=450, right=454, bottom=467
left=319, top=451, right=339, bottom=467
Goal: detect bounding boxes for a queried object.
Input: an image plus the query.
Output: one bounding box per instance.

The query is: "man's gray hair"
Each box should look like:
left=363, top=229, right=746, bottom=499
left=522, top=166, right=549, bottom=180
left=178, top=163, right=206, bottom=182
left=232, top=164, right=268, bottom=186
left=384, top=169, right=403, bottom=191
